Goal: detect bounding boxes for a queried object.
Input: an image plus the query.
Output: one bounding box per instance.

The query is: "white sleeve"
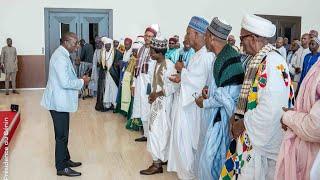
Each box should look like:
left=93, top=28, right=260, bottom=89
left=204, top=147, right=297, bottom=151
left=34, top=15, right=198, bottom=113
left=163, top=61, right=177, bottom=96
left=180, top=55, right=212, bottom=106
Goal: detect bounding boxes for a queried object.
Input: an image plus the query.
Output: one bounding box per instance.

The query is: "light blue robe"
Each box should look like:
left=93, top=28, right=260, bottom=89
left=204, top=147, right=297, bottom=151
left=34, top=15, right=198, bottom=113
left=165, top=48, right=180, bottom=64
left=198, top=70, right=242, bottom=180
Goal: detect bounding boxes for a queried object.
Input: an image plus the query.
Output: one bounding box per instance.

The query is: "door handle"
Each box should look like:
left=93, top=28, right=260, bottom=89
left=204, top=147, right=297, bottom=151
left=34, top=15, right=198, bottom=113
left=76, top=23, right=78, bottom=36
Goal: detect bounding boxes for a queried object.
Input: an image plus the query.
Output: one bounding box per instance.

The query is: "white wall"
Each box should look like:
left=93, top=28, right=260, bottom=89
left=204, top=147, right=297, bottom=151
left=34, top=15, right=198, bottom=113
left=0, top=0, right=319, bottom=55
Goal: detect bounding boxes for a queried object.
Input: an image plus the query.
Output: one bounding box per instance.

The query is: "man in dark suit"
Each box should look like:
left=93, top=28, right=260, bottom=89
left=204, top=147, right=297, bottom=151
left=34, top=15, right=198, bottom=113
left=79, top=39, right=94, bottom=97
left=79, top=39, right=94, bottom=64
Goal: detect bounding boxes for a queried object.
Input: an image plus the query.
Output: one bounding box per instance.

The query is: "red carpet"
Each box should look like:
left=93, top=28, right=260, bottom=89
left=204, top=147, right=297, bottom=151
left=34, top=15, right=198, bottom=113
left=0, top=111, right=21, bottom=159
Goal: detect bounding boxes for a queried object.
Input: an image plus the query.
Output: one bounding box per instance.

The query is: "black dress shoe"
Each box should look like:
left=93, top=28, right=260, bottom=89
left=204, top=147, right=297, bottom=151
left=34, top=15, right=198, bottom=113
left=57, top=167, right=81, bottom=177
left=66, top=160, right=82, bottom=167
left=140, top=163, right=163, bottom=175
left=135, top=136, right=147, bottom=142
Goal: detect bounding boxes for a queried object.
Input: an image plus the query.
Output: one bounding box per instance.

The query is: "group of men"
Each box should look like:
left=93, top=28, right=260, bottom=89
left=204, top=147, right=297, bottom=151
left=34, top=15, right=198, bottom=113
left=131, top=15, right=319, bottom=180
left=40, top=13, right=320, bottom=179
left=102, top=14, right=319, bottom=180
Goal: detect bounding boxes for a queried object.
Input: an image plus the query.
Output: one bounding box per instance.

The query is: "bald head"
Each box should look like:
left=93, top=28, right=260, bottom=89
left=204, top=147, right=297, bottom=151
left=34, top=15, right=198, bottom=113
left=62, top=32, right=77, bottom=42
left=61, top=32, right=79, bottom=53
left=276, top=37, right=284, bottom=48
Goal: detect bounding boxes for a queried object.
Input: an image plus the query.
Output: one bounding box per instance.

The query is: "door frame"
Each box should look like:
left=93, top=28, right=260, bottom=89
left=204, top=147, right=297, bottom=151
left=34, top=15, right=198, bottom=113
left=256, top=14, right=301, bottom=44
left=44, top=8, right=113, bottom=81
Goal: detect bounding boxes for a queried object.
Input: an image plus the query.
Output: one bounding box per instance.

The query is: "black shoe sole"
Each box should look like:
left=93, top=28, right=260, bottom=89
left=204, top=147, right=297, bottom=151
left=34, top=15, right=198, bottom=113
left=57, top=174, right=81, bottom=177
left=140, top=170, right=163, bottom=175
left=67, top=164, right=82, bottom=168
left=135, top=138, right=147, bottom=142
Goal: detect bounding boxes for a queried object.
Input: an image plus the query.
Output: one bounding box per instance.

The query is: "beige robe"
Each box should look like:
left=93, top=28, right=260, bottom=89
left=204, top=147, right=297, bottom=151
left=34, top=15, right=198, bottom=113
left=1, top=46, right=18, bottom=73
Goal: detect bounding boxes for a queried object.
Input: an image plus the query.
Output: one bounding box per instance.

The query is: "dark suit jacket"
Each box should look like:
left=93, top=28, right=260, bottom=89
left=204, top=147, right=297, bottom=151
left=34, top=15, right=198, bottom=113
left=80, top=43, right=94, bottom=63
left=109, top=49, right=123, bottom=87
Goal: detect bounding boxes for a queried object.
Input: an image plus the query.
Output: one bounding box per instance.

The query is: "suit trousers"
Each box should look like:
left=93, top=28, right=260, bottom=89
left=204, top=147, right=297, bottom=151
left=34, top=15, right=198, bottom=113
left=49, top=110, right=71, bottom=171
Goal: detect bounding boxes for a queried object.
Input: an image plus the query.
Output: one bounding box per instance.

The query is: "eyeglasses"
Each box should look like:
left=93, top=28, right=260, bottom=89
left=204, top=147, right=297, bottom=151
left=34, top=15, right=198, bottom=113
left=240, top=34, right=254, bottom=41
left=144, top=34, right=154, bottom=38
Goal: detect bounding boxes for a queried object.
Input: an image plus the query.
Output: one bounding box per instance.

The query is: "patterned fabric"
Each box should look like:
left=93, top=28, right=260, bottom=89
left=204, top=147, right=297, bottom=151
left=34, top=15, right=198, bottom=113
left=188, top=16, right=209, bottom=34
left=135, top=46, right=150, bottom=77
left=149, top=96, right=164, bottom=130
left=220, top=53, right=294, bottom=180
left=207, top=17, right=232, bottom=40
left=220, top=61, right=267, bottom=180
left=235, top=44, right=275, bottom=119
left=220, top=58, right=266, bottom=180
left=126, top=115, right=143, bottom=131
left=247, top=60, right=266, bottom=110
left=120, top=56, right=137, bottom=113
left=276, top=64, right=295, bottom=107
left=152, top=60, right=167, bottom=93
left=220, top=133, right=253, bottom=180
left=313, top=37, right=320, bottom=45
left=151, top=38, right=168, bottom=50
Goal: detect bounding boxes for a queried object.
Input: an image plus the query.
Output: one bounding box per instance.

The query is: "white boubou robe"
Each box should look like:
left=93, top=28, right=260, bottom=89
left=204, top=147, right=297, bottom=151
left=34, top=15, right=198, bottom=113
left=89, top=49, right=101, bottom=93
left=167, top=46, right=214, bottom=180
left=123, top=48, right=132, bottom=62
left=288, top=47, right=310, bottom=82
left=131, top=47, right=156, bottom=134
left=147, top=59, right=176, bottom=161
left=238, top=51, right=291, bottom=180
left=103, top=49, right=118, bottom=108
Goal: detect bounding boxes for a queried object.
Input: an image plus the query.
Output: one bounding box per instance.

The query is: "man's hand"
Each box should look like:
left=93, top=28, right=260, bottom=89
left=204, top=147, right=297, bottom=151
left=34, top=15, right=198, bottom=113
left=148, top=92, right=157, bottom=104
left=175, top=61, right=184, bottom=72
left=195, top=96, right=204, bottom=108
left=295, top=67, right=301, bottom=74
left=202, top=86, right=209, bottom=99
left=75, top=57, right=81, bottom=66
left=230, top=115, right=245, bottom=139
left=280, top=117, right=288, bottom=131
left=281, top=107, right=294, bottom=131
left=169, top=74, right=181, bottom=83
left=282, top=107, right=294, bottom=112
left=82, top=75, right=90, bottom=86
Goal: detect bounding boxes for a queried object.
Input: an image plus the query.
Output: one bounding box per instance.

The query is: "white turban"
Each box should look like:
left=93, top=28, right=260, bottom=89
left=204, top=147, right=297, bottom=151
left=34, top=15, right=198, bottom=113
left=146, top=24, right=161, bottom=37
left=135, top=36, right=145, bottom=45
left=101, top=37, right=113, bottom=45
left=241, top=14, right=276, bottom=38
left=132, top=42, right=143, bottom=50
